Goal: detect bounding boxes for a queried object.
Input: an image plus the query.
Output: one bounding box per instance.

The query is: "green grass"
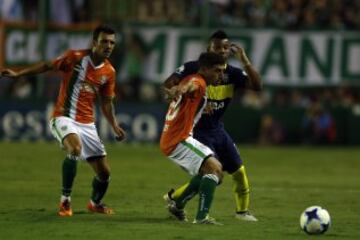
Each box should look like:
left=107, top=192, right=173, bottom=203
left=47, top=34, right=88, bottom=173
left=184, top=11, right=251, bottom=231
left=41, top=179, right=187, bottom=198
left=0, top=142, right=359, bottom=239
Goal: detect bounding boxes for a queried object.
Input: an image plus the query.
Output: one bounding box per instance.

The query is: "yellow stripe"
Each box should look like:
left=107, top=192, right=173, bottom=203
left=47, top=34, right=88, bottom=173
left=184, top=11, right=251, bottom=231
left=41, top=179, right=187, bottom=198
left=206, top=84, right=234, bottom=100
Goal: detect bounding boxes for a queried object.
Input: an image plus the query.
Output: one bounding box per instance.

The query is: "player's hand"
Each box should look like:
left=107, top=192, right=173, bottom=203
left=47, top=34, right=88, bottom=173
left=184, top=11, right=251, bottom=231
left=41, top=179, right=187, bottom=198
left=113, top=125, right=126, bottom=142
left=0, top=69, right=20, bottom=78
left=163, top=86, right=181, bottom=102
left=230, top=44, right=251, bottom=67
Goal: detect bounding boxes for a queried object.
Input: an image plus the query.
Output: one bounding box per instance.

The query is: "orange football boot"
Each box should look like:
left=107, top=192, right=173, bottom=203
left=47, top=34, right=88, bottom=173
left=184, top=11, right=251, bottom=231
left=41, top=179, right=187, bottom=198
left=87, top=201, right=114, bottom=215
left=58, top=199, right=73, bottom=217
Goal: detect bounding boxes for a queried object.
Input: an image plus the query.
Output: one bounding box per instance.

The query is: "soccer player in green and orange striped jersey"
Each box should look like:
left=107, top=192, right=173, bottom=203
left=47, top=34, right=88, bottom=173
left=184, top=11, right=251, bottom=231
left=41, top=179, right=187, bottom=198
left=0, top=25, right=125, bottom=217
left=160, top=52, right=227, bottom=224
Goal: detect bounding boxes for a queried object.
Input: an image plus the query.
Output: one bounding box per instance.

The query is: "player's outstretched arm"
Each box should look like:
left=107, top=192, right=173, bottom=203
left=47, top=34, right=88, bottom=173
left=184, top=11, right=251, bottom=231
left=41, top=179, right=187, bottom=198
left=163, top=74, right=181, bottom=89
left=100, top=97, right=126, bottom=141
left=231, top=44, right=262, bottom=91
left=0, top=61, right=54, bottom=78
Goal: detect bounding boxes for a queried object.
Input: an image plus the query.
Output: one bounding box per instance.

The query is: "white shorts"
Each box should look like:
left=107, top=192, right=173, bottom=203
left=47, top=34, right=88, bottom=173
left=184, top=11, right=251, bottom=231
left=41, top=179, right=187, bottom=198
left=49, top=116, right=106, bottom=161
left=167, top=136, right=214, bottom=176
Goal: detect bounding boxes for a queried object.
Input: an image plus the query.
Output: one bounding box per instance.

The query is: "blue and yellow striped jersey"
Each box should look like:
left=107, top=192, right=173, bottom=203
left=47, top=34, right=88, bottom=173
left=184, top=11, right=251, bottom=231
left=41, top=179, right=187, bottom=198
left=174, top=60, right=248, bottom=130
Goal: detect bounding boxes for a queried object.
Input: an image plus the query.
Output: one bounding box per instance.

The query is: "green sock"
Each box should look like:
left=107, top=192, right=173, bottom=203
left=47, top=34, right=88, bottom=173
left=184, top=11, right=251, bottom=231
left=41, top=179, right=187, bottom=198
left=62, top=157, right=77, bottom=197
left=175, top=175, right=202, bottom=209
left=196, top=174, right=218, bottom=220
left=91, top=177, right=109, bottom=204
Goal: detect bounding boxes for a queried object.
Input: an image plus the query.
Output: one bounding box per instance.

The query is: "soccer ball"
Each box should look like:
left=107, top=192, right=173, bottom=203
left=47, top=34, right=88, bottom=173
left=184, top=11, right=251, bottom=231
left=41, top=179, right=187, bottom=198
left=300, top=206, right=331, bottom=235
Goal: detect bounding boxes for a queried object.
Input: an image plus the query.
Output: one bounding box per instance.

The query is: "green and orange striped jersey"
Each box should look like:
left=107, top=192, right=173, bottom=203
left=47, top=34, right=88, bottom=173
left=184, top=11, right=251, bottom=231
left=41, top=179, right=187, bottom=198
left=51, top=49, right=116, bottom=124
left=160, top=74, right=207, bottom=155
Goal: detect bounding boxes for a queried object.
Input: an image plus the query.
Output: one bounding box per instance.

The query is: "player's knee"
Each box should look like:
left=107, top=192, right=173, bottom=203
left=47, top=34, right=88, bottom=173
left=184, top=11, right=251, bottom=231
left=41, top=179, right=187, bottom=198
left=69, top=145, right=81, bottom=157
left=97, top=164, right=111, bottom=181
left=214, top=166, right=223, bottom=182
left=212, top=158, right=223, bottom=180
left=200, top=157, right=223, bottom=181
left=97, top=173, right=110, bottom=182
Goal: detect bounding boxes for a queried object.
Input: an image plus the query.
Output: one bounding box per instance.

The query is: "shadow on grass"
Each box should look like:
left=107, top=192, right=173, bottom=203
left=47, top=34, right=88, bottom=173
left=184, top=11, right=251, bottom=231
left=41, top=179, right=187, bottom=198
left=0, top=208, right=182, bottom=225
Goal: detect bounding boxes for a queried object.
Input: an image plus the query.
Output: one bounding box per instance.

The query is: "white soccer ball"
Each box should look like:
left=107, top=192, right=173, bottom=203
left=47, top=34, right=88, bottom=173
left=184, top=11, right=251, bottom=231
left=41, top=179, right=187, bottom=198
left=300, top=206, right=331, bottom=235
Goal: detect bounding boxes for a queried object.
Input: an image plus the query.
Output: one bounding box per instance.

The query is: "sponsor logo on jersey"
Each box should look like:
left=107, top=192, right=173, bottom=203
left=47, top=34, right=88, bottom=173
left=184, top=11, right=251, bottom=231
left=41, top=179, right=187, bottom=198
left=175, top=65, right=185, bottom=74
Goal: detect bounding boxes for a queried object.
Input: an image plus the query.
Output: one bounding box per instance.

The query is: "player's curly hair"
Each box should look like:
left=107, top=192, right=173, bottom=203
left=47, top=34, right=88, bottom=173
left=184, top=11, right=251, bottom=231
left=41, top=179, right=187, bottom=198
left=210, top=30, right=228, bottom=40
left=93, top=25, right=115, bottom=41
left=198, top=52, right=226, bottom=68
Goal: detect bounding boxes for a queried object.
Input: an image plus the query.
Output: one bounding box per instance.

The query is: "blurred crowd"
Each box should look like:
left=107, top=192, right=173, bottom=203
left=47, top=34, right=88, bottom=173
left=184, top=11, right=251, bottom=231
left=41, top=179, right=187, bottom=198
left=239, top=85, right=359, bottom=109
left=241, top=86, right=360, bottom=145
left=109, top=0, right=360, bottom=30
left=202, top=0, right=360, bottom=30
left=0, top=0, right=91, bottom=24
left=1, top=0, right=359, bottom=29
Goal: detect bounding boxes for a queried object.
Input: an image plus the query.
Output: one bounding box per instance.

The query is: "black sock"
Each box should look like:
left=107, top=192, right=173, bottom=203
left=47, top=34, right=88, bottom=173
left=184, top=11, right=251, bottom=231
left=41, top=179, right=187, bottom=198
left=62, top=157, right=77, bottom=197
left=91, top=177, right=109, bottom=204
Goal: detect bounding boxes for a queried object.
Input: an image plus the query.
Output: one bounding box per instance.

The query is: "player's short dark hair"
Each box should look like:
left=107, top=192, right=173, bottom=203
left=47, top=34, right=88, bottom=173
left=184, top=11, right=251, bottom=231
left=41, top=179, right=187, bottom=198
left=93, top=25, right=115, bottom=41
left=210, top=30, right=228, bottom=41
left=198, top=52, right=226, bottom=68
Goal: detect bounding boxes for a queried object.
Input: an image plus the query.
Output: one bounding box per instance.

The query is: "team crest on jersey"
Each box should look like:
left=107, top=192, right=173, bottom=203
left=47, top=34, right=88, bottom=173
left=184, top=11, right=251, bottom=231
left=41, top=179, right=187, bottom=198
left=80, top=82, right=98, bottom=93
left=221, top=74, right=229, bottom=83
left=100, top=76, right=107, bottom=85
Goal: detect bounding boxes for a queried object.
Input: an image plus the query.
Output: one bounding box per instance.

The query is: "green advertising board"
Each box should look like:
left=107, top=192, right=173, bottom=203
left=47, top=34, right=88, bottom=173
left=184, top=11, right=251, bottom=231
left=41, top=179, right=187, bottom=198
left=1, top=24, right=359, bottom=85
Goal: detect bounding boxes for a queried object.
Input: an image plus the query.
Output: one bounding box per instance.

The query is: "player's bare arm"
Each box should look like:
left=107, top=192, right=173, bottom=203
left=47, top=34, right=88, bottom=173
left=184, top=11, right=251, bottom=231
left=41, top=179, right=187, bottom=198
left=163, top=79, right=199, bottom=102
left=0, top=61, right=54, bottom=78
left=100, top=97, right=126, bottom=141
left=179, top=79, right=199, bottom=97
left=162, top=74, right=182, bottom=102
left=231, top=43, right=262, bottom=91
left=164, top=74, right=182, bottom=89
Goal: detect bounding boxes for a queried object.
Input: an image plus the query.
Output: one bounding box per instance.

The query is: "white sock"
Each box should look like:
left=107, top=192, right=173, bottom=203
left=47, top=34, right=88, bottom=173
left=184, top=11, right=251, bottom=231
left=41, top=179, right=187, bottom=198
left=90, top=199, right=96, bottom=206
left=61, top=195, right=71, bottom=203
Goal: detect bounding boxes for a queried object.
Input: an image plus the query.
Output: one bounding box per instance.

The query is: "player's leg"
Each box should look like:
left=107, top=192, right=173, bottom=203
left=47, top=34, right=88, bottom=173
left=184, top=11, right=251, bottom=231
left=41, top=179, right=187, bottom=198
left=57, top=133, right=82, bottom=217
left=163, top=176, right=200, bottom=222
left=80, top=123, right=113, bottom=214
left=62, top=134, right=82, bottom=196
left=194, top=156, right=223, bottom=224
left=166, top=137, right=221, bottom=223
left=170, top=175, right=201, bottom=210
left=220, top=131, right=257, bottom=221
left=232, top=166, right=258, bottom=221
left=170, top=137, right=223, bottom=224
left=164, top=182, right=189, bottom=201
left=49, top=117, right=82, bottom=217
left=165, top=133, right=216, bottom=203
left=87, top=156, right=114, bottom=214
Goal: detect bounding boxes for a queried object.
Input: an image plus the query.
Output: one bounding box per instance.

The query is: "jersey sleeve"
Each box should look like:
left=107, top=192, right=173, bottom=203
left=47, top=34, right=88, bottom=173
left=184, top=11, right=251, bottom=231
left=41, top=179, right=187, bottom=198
left=231, top=67, right=248, bottom=89
left=174, top=61, right=199, bottom=79
left=100, top=71, right=116, bottom=98
left=52, top=50, right=74, bottom=72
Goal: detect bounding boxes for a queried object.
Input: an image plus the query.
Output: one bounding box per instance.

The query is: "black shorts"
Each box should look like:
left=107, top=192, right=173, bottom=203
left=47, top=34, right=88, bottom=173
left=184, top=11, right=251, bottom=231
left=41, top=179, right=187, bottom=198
left=194, top=128, right=243, bottom=174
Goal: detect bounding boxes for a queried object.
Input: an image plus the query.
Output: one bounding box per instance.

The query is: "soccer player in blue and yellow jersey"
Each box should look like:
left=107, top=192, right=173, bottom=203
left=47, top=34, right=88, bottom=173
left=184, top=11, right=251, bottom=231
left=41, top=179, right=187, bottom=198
left=163, top=30, right=262, bottom=221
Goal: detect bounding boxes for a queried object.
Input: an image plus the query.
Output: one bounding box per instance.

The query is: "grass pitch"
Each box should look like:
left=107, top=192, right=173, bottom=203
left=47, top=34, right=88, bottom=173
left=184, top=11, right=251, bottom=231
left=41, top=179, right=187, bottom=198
left=0, top=142, right=359, bottom=240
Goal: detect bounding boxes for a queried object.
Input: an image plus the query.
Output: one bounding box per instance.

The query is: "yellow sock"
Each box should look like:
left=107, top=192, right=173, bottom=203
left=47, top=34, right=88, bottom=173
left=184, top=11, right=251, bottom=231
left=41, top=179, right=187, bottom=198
left=232, top=165, right=250, bottom=212
left=170, top=182, right=190, bottom=200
